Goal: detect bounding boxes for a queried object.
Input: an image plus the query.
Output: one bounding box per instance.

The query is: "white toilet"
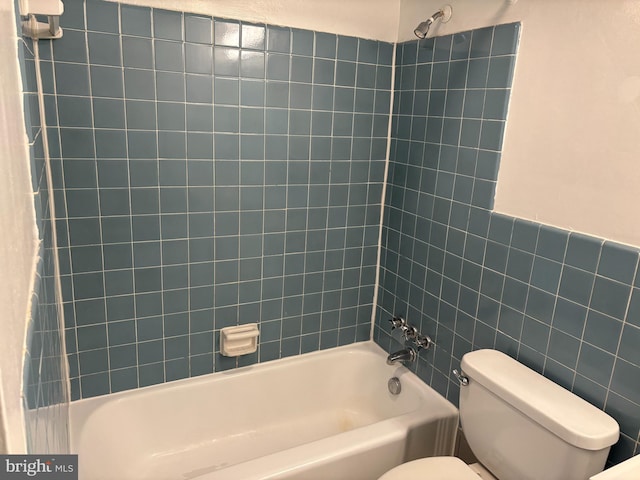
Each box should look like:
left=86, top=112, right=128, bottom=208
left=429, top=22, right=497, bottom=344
left=380, top=349, right=620, bottom=480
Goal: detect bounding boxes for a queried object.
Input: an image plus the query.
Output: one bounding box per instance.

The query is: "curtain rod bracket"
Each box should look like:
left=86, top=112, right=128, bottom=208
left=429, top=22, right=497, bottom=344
left=20, top=0, right=64, bottom=39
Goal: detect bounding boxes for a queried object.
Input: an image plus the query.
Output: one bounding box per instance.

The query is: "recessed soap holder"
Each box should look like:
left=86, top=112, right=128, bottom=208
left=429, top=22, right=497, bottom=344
left=220, top=323, right=259, bottom=357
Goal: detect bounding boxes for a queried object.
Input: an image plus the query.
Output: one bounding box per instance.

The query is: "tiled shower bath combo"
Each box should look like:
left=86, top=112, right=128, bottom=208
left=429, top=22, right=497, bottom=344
left=44, top=0, right=390, bottom=398
left=15, top=0, right=640, bottom=471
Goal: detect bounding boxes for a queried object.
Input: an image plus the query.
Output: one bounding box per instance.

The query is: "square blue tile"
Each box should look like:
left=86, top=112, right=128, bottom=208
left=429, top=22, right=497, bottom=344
left=59, top=0, right=85, bottom=30
left=154, top=9, right=183, bottom=41
left=157, top=71, right=185, bottom=101
left=291, top=56, right=312, bottom=83
left=265, top=81, right=289, bottom=108
left=583, top=309, right=623, bottom=352
left=597, top=242, right=639, bottom=284
left=358, top=39, right=378, bottom=64
left=242, top=23, right=265, bottom=50
left=268, top=26, right=290, bottom=53
left=88, top=32, right=121, bottom=66
left=111, top=367, right=138, bottom=392
left=433, top=35, right=452, bottom=61
left=491, top=22, right=520, bottom=56
left=565, top=233, right=602, bottom=273
left=125, top=100, right=156, bottom=130
left=80, top=372, right=110, bottom=397
left=186, top=133, right=213, bottom=161
left=187, top=104, right=213, bottom=132
left=158, top=132, right=186, bottom=159
left=187, top=75, right=213, bottom=103
left=315, top=32, right=336, bottom=59
left=186, top=43, right=213, bottom=74
left=479, top=120, right=505, bottom=151
left=552, top=297, right=586, bottom=338
left=214, top=19, right=240, bottom=47
left=214, top=47, right=240, bottom=76
left=487, top=55, right=515, bottom=88
left=337, top=35, right=358, bottom=61
left=214, top=106, right=239, bottom=132
left=155, top=40, right=184, bottom=72
left=122, top=36, right=154, bottom=69
left=610, top=359, right=640, bottom=405
left=466, top=58, right=489, bottom=88
left=121, top=4, right=152, bottom=37
left=240, top=51, right=265, bottom=78
left=55, top=63, right=90, bottom=96
left=95, top=130, right=127, bottom=159
left=125, top=69, right=156, bottom=100
left=530, top=256, right=561, bottom=294
left=214, top=77, right=239, bottom=105
left=547, top=329, right=579, bottom=369
left=266, top=53, right=290, bottom=81
left=416, top=38, right=434, bottom=63
left=292, top=28, right=313, bottom=56
left=139, top=362, right=164, bottom=387
left=157, top=102, right=186, bottom=131
left=185, top=14, right=212, bottom=44
left=128, top=132, right=158, bottom=160
left=58, top=96, right=92, bottom=128
left=451, top=31, right=472, bottom=60
left=483, top=89, right=510, bottom=120
left=510, top=219, right=539, bottom=252
left=52, top=29, right=87, bottom=63
left=86, top=0, right=119, bottom=34
left=470, top=26, right=493, bottom=58
left=558, top=266, right=595, bottom=305
left=590, top=276, right=631, bottom=321
left=240, top=79, right=264, bottom=106
left=577, top=343, right=615, bottom=388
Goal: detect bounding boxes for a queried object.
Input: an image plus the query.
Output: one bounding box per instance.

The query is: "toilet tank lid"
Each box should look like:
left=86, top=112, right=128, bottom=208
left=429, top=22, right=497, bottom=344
left=461, top=350, right=619, bottom=450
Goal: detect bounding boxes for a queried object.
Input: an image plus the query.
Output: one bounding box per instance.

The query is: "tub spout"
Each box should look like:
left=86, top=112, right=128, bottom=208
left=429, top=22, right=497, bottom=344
left=386, top=347, right=417, bottom=365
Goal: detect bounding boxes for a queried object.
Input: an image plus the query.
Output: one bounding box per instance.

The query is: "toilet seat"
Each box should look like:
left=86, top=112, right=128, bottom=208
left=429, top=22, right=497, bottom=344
left=379, top=457, right=481, bottom=480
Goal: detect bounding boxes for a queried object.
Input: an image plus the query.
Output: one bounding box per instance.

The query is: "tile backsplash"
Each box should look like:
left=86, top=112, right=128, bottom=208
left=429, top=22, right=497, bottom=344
left=374, top=23, right=640, bottom=463
left=44, top=0, right=391, bottom=399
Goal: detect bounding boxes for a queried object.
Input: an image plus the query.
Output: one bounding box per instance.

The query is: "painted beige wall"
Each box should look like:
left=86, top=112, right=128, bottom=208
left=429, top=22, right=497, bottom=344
left=0, top=3, right=38, bottom=453
left=399, top=0, right=640, bottom=248
left=112, top=0, right=401, bottom=42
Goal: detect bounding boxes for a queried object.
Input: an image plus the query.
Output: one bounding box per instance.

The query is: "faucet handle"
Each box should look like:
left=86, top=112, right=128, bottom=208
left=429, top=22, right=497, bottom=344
left=414, top=334, right=434, bottom=350
left=403, top=325, right=417, bottom=340
left=388, top=316, right=406, bottom=331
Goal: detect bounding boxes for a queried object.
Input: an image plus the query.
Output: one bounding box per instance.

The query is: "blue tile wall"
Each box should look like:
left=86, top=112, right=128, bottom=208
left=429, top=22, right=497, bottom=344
left=16, top=0, right=69, bottom=451
left=374, top=23, right=640, bottom=464
left=44, top=0, right=391, bottom=399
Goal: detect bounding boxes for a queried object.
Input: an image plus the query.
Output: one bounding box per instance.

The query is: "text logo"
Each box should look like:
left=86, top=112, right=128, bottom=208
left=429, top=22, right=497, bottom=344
left=0, top=456, right=77, bottom=479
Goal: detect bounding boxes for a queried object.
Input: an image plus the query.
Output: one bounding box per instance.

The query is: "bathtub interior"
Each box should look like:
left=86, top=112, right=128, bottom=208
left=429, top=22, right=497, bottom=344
left=71, top=342, right=458, bottom=480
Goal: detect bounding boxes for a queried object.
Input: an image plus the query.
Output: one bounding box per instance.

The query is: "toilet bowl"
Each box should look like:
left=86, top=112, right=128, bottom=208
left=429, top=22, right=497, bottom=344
left=378, top=457, right=477, bottom=480
left=378, top=349, right=619, bottom=480
left=379, top=457, right=492, bottom=480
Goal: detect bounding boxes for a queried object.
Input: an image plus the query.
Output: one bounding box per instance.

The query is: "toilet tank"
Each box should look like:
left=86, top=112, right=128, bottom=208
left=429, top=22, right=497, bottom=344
left=459, top=350, right=619, bottom=480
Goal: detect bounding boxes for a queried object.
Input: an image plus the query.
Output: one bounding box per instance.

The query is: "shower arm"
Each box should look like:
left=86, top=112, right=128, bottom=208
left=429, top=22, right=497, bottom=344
left=429, top=10, right=445, bottom=24
left=414, top=5, right=452, bottom=39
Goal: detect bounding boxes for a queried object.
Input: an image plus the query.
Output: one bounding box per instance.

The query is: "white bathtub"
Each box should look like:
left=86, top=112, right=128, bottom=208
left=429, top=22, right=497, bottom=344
left=70, top=341, right=458, bottom=480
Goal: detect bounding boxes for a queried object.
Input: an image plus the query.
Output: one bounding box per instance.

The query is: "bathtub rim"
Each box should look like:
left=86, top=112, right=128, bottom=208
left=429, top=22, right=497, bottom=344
left=70, top=340, right=430, bottom=412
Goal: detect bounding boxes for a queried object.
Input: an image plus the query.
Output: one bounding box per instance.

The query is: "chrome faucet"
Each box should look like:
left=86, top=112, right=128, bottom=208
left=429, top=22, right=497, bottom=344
left=386, top=316, right=434, bottom=365
left=386, top=346, right=417, bottom=365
